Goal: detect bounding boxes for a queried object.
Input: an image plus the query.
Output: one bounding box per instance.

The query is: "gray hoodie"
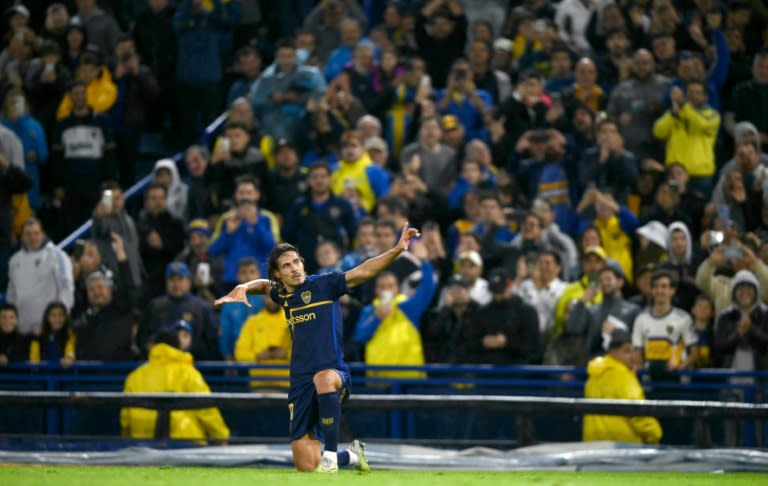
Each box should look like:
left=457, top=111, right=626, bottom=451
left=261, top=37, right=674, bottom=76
left=666, top=221, right=692, bottom=266
left=713, top=122, right=768, bottom=206
left=153, top=159, right=188, bottom=221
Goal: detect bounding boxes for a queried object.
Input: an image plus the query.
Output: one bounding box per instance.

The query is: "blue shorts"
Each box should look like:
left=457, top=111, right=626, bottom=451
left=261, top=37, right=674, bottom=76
left=288, top=370, right=351, bottom=442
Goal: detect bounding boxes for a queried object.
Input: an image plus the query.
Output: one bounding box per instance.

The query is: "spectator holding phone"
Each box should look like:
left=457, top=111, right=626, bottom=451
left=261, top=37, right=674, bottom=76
left=208, top=176, right=278, bottom=285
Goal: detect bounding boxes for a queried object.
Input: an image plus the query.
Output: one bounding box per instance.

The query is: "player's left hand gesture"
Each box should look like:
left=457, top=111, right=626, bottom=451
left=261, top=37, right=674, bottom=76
left=396, top=222, right=420, bottom=253
left=214, top=284, right=251, bottom=308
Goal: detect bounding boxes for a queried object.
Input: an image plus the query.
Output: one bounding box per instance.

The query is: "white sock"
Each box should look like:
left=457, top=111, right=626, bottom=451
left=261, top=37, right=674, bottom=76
left=322, top=451, right=338, bottom=463
left=347, top=449, right=359, bottom=465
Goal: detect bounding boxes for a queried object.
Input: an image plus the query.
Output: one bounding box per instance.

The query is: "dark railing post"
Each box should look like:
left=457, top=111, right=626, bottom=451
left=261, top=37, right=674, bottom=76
left=45, top=367, right=60, bottom=435
left=390, top=383, right=402, bottom=440
left=744, top=385, right=756, bottom=448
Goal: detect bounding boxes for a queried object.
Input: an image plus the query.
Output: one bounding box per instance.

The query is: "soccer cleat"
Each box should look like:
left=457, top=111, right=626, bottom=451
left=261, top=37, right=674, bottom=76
left=349, top=439, right=372, bottom=472
left=313, top=456, right=339, bottom=474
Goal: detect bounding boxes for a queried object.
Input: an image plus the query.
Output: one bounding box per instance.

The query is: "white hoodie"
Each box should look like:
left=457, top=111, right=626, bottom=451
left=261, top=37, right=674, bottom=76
left=153, top=159, right=188, bottom=221
left=6, top=241, right=74, bottom=334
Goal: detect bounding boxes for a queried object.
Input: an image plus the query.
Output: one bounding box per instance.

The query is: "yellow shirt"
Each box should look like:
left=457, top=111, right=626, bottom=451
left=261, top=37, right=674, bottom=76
left=653, top=103, right=720, bottom=177
left=331, top=152, right=378, bottom=213
left=234, top=309, right=292, bottom=388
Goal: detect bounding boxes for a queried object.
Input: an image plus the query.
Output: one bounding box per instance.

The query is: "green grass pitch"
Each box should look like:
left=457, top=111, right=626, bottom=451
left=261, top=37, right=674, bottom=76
left=1, top=467, right=766, bottom=486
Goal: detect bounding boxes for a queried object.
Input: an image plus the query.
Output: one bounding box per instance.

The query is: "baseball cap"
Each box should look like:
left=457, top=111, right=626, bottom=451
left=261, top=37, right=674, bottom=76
left=173, top=320, right=193, bottom=333
left=274, top=138, right=297, bottom=154
left=493, top=38, right=513, bottom=53
left=445, top=274, right=470, bottom=288
left=583, top=246, right=607, bottom=261
left=9, top=5, right=30, bottom=18
left=166, top=261, right=190, bottom=279
left=442, top=114, right=460, bottom=131
left=187, top=218, right=212, bottom=237
left=608, top=329, right=631, bottom=349
left=487, top=267, right=510, bottom=294
left=458, top=250, right=483, bottom=267
left=364, top=136, right=387, bottom=152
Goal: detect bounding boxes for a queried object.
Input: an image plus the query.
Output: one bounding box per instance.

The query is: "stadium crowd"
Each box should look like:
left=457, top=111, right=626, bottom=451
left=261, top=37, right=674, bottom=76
left=1, top=0, right=768, bottom=388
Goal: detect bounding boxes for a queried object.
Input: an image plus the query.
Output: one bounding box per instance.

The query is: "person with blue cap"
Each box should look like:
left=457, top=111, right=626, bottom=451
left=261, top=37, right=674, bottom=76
left=137, top=261, right=220, bottom=361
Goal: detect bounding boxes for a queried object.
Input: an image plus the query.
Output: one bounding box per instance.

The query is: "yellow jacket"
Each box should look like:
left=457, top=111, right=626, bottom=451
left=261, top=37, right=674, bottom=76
left=594, top=215, right=633, bottom=284
left=331, top=152, right=377, bottom=213
left=120, top=343, right=230, bottom=444
left=29, top=332, right=76, bottom=362
left=554, top=276, right=603, bottom=334
left=583, top=354, right=662, bottom=444
left=365, top=294, right=426, bottom=380
left=234, top=309, right=292, bottom=388
left=652, top=103, right=720, bottom=177
left=56, top=67, right=118, bottom=119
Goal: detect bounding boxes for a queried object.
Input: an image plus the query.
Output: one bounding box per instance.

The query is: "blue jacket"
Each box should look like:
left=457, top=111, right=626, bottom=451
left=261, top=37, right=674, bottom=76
left=283, top=193, right=358, bottom=272
left=436, top=88, right=493, bottom=141
left=219, top=293, right=263, bottom=359
left=353, top=262, right=436, bottom=344
left=662, top=30, right=729, bottom=111
left=208, top=212, right=276, bottom=282
left=1, top=115, right=48, bottom=208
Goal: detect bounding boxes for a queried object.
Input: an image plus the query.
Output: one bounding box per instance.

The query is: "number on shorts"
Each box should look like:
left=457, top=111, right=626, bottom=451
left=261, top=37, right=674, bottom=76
left=288, top=402, right=294, bottom=422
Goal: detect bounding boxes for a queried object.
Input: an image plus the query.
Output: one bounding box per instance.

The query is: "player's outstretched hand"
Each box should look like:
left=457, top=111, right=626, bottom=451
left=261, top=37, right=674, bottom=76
left=397, top=222, right=420, bottom=252
left=214, top=284, right=251, bottom=308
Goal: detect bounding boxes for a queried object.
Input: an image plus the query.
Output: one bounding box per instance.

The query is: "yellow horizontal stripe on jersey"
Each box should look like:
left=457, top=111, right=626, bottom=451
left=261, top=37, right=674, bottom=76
left=288, top=300, right=333, bottom=315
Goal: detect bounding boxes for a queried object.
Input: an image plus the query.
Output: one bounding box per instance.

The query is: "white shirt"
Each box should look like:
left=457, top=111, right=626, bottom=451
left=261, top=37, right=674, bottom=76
left=515, top=278, right=567, bottom=334
left=632, top=307, right=696, bottom=364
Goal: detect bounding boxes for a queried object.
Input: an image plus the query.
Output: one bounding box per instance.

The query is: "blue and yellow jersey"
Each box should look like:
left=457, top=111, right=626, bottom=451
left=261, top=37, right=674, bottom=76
left=270, top=272, right=350, bottom=380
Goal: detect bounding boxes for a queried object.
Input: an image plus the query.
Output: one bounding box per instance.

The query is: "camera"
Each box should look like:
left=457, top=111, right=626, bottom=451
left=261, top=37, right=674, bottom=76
left=120, top=52, right=133, bottom=64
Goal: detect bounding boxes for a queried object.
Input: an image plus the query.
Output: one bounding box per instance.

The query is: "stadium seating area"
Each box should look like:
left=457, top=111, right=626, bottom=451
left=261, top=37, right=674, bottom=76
left=1, top=0, right=768, bottom=448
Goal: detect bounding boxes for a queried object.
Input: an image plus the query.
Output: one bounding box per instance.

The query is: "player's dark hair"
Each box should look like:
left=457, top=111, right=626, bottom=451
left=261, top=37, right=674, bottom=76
left=268, top=243, right=303, bottom=282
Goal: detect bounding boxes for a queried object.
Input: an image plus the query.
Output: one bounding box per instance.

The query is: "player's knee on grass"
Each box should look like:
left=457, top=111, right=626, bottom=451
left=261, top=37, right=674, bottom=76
left=313, top=370, right=340, bottom=393
left=292, top=446, right=320, bottom=472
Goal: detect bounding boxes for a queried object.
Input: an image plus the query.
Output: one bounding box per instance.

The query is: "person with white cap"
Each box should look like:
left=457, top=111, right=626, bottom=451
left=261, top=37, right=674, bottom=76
left=455, top=250, right=491, bottom=306
left=635, top=220, right=668, bottom=269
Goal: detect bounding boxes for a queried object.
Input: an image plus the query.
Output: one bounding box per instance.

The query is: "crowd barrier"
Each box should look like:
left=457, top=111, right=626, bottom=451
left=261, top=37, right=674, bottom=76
left=1, top=363, right=766, bottom=447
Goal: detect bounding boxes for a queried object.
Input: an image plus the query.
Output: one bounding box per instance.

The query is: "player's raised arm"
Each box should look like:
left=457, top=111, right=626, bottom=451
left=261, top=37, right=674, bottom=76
left=345, top=222, right=420, bottom=288
left=214, top=279, right=274, bottom=307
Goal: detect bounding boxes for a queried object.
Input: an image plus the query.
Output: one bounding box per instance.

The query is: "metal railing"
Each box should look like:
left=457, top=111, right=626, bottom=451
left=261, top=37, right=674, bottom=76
left=56, top=113, right=229, bottom=250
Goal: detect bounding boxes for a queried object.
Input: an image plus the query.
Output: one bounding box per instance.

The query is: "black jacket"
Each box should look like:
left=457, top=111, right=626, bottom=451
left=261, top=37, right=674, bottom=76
left=0, top=329, right=30, bottom=363
left=137, top=209, right=186, bottom=302
left=0, top=164, right=32, bottom=248
left=73, top=260, right=137, bottom=361
left=469, top=295, right=542, bottom=365
left=138, top=293, right=220, bottom=361
left=714, top=305, right=768, bottom=370
left=423, top=301, right=482, bottom=364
